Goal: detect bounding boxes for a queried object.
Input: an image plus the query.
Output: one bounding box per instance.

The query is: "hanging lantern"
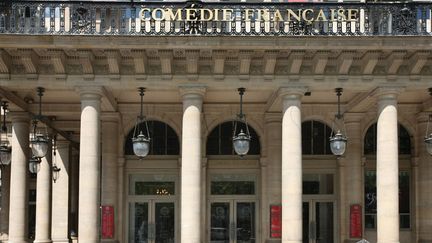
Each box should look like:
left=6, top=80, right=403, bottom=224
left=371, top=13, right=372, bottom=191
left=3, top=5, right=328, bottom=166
left=30, top=87, right=49, bottom=159
left=52, top=164, right=61, bottom=183
left=233, top=88, right=251, bottom=156
left=132, top=87, right=151, bottom=158
left=29, top=156, right=41, bottom=174
left=329, top=88, right=348, bottom=156
left=0, top=101, right=11, bottom=166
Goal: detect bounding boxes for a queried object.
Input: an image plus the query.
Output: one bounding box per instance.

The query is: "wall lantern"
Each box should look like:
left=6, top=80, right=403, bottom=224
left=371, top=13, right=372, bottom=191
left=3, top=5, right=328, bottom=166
left=232, top=87, right=251, bottom=156
left=424, top=88, right=432, bottom=156
left=132, top=87, right=151, bottom=158
left=0, top=101, right=11, bottom=166
left=30, top=87, right=49, bottom=159
left=329, top=88, right=348, bottom=157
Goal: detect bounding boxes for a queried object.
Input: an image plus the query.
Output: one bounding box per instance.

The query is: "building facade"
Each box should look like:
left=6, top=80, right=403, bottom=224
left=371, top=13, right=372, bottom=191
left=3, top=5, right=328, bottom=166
left=0, top=1, right=432, bottom=243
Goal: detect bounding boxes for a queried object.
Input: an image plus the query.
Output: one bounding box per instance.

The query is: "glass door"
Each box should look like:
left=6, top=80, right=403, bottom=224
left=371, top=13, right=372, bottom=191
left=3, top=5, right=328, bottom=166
left=209, top=200, right=256, bottom=243
left=129, top=200, right=176, bottom=243
left=303, top=200, right=335, bottom=243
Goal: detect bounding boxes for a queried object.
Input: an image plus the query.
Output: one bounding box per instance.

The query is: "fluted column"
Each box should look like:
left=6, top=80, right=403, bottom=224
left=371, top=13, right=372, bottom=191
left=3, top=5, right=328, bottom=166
left=0, top=165, right=10, bottom=242
left=51, top=141, right=70, bottom=243
left=179, top=86, right=205, bottom=243
left=8, top=112, right=30, bottom=243
left=34, top=134, right=52, bottom=243
left=101, top=113, right=119, bottom=243
left=281, top=87, right=306, bottom=243
left=376, top=87, right=401, bottom=243
left=416, top=113, right=432, bottom=243
left=78, top=87, right=102, bottom=243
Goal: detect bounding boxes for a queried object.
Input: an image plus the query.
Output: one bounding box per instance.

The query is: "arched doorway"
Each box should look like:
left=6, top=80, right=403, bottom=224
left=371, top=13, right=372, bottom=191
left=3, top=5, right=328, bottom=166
left=125, top=120, right=180, bottom=243
left=205, top=121, right=261, bottom=243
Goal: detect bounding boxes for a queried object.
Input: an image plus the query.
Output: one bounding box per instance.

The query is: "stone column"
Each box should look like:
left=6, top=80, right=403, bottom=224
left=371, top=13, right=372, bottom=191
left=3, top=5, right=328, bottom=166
left=280, top=87, right=306, bottom=243
left=101, top=113, right=119, bottom=243
left=375, top=88, right=401, bottom=243
left=343, top=113, right=364, bottom=243
left=0, top=165, right=10, bottom=241
left=416, top=113, right=432, bottom=243
left=78, top=87, right=102, bottom=243
left=51, top=141, right=70, bottom=243
left=179, top=86, right=205, bottom=243
left=8, top=112, right=30, bottom=243
left=264, top=113, right=282, bottom=241
left=34, top=133, right=52, bottom=243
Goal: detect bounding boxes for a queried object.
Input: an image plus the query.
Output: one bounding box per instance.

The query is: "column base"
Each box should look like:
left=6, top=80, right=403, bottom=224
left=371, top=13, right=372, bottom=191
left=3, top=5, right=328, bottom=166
left=7, top=241, right=28, bottom=243
left=52, top=239, right=70, bottom=243
left=33, top=240, right=52, bottom=243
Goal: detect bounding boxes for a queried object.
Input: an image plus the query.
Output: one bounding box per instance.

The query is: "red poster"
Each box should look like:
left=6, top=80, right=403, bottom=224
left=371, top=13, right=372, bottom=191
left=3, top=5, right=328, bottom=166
left=270, top=205, right=282, bottom=238
left=102, top=206, right=114, bottom=239
left=350, top=204, right=362, bottom=238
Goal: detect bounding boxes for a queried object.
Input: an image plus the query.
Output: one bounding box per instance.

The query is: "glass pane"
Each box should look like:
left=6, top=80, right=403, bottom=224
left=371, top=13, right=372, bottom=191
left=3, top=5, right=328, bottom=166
left=302, top=202, right=309, bottom=243
left=398, top=124, right=411, bottom=154
left=236, top=202, right=255, bottom=243
left=129, top=202, right=149, bottom=243
left=312, top=122, right=325, bottom=154
left=399, top=171, right=410, bottom=214
left=134, top=182, right=175, bottom=195
left=155, top=202, right=175, bottom=243
left=302, top=121, right=312, bottom=155
left=211, top=181, right=255, bottom=195
left=400, top=214, right=410, bottom=229
left=303, top=174, right=334, bottom=195
left=315, top=202, right=334, bottom=243
left=364, top=171, right=377, bottom=214
left=211, top=202, right=230, bottom=243
left=365, top=214, right=376, bottom=229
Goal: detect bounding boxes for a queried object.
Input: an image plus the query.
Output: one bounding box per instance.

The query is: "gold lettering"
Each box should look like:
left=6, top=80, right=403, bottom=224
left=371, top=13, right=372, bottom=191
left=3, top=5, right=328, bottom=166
left=302, top=9, right=314, bottom=23
left=139, top=8, right=151, bottom=21
left=337, top=9, right=347, bottom=21
left=287, top=9, right=301, bottom=22
left=165, top=8, right=183, bottom=21
left=214, top=9, right=220, bottom=21
left=347, top=9, right=359, bottom=21
left=273, top=9, right=283, bottom=23
left=244, top=9, right=254, bottom=21
left=330, top=9, right=337, bottom=21
left=258, top=9, right=270, bottom=22
left=200, top=9, right=213, bottom=21
left=315, top=9, right=328, bottom=22
left=186, top=8, right=197, bottom=21
left=222, top=9, right=234, bottom=21
left=152, top=8, right=165, bottom=21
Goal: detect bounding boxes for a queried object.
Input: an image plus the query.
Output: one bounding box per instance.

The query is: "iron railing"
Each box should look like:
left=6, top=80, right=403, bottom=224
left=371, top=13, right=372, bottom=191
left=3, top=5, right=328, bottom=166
left=0, top=1, right=431, bottom=36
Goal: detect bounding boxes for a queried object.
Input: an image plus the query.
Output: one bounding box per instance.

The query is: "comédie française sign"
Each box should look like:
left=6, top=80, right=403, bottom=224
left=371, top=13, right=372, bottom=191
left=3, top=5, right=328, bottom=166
left=139, top=7, right=361, bottom=23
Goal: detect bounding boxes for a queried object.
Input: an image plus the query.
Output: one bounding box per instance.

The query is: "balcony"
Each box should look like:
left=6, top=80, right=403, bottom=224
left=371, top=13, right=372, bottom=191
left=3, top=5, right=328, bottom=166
left=0, top=1, right=431, bottom=36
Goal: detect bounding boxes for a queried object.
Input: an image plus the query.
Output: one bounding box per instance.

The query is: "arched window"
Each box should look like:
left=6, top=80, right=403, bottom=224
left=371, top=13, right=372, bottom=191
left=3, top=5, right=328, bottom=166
left=125, top=120, right=180, bottom=156
left=206, top=121, right=260, bottom=155
left=302, top=120, right=333, bottom=155
left=363, top=123, right=411, bottom=155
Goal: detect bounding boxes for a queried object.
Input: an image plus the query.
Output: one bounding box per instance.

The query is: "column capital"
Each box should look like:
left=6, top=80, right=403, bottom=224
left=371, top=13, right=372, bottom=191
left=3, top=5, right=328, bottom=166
left=278, top=86, right=308, bottom=100
left=75, top=86, right=103, bottom=100
left=179, top=85, right=206, bottom=100
left=101, top=112, right=121, bottom=122
left=9, top=111, right=30, bottom=123
left=372, top=86, right=405, bottom=100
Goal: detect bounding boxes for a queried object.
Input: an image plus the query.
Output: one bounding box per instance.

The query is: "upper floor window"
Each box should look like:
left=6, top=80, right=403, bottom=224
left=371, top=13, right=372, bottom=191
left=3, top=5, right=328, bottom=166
left=302, top=120, right=332, bottom=155
left=206, top=121, right=260, bottom=155
left=125, top=120, right=180, bottom=156
left=363, top=123, right=411, bottom=155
